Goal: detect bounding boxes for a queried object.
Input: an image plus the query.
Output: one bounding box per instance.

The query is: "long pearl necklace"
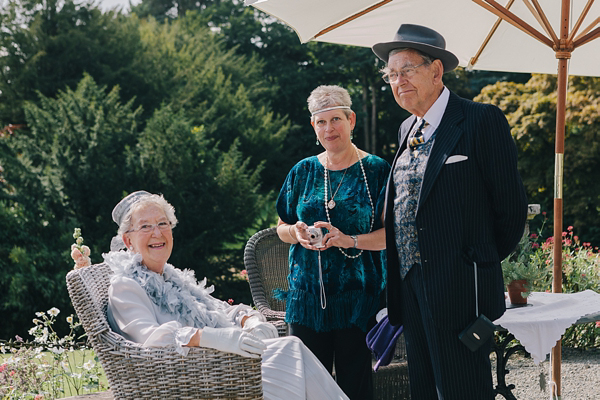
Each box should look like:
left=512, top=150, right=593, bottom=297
left=323, top=144, right=374, bottom=259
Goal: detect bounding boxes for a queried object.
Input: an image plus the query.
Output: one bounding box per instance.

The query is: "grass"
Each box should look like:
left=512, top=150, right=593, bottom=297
left=1, top=348, right=109, bottom=399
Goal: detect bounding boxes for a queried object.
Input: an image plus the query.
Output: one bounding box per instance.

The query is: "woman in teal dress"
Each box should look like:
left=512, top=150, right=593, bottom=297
left=276, top=85, right=390, bottom=400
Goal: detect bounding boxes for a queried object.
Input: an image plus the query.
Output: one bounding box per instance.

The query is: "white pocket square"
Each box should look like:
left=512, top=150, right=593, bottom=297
left=445, top=155, right=468, bottom=164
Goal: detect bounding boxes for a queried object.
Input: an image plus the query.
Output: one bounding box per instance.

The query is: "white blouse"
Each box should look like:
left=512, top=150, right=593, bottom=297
left=105, top=250, right=263, bottom=355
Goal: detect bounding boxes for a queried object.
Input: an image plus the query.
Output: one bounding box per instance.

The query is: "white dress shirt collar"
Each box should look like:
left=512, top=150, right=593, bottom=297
left=418, top=86, right=450, bottom=142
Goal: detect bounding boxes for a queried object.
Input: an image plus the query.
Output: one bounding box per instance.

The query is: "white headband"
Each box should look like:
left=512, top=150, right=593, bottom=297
left=310, top=105, right=351, bottom=117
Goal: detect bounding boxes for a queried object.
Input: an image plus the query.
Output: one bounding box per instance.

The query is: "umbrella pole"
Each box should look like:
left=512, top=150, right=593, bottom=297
left=552, top=58, right=566, bottom=393
left=551, top=0, right=570, bottom=393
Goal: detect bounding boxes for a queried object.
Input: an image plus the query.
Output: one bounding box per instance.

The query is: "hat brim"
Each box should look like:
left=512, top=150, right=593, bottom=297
left=372, top=40, right=459, bottom=73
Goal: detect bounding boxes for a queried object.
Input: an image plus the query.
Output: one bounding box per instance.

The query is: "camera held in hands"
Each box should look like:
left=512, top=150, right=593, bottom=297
left=307, top=226, right=325, bottom=248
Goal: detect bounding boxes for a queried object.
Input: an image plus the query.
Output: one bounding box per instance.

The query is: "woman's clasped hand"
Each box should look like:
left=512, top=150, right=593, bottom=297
left=292, top=221, right=355, bottom=251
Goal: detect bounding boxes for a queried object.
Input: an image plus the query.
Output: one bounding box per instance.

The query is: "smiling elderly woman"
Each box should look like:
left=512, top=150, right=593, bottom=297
left=104, top=190, right=348, bottom=400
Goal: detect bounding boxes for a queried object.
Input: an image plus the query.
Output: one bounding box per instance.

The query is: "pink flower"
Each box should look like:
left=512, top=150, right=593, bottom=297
left=568, top=225, right=573, bottom=231
left=562, top=232, right=567, bottom=237
left=239, top=270, right=248, bottom=281
left=15, top=335, right=23, bottom=342
left=542, top=211, right=547, bottom=216
left=0, top=364, right=6, bottom=373
left=35, top=395, right=44, bottom=400
left=574, top=236, right=579, bottom=242
left=532, top=243, right=540, bottom=249
left=227, top=299, right=234, bottom=305
left=10, top=370, right=15, bottom=376
left=530, top=233, right=538, bottom=239
left=583, top=242, right=591, bottom=247
left=596, top=321, right=600, bottom=329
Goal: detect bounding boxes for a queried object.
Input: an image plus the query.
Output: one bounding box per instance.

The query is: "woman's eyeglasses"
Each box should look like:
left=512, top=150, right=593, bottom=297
left=128, top=221, right=172, bottom=233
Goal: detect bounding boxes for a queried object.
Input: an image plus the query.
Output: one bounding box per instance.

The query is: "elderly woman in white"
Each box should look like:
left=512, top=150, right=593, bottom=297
left=105, top=191, right=348, bottom=400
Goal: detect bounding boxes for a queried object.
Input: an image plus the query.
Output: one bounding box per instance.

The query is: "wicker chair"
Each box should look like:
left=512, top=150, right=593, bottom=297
left=244, top=227, right=410, bottom=399
left=66, top=263, right=263, bottom=400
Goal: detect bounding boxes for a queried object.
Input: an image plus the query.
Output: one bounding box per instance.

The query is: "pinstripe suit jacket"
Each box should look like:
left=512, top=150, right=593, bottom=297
left=384, top=91, right=528, bottom=330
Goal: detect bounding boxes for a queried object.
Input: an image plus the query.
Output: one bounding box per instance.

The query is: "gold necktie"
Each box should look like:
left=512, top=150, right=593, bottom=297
left=409, top=119, right=428, bottom=150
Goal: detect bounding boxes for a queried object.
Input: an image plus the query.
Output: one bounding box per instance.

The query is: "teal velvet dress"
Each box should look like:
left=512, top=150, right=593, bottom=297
left=276, top=154, right=391, bottom=332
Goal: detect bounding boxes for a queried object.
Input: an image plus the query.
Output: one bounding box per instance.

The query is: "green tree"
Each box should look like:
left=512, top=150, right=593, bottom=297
left=476, top=74, right=600, bottom=244
left=126, top=104, right=268, bottom=300
left=130, top=12, right=290, bottom=192
left=0, top=74, right=141, bottom=338
left=0, top=0, right=144, bottom=126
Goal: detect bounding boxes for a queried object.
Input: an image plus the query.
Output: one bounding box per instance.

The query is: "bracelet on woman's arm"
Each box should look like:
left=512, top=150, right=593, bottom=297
left=350, top=235, right=358, bottom=248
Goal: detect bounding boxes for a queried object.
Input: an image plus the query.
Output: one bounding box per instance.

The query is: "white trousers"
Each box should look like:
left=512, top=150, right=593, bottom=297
left=261, top=336, right=349, bottom=400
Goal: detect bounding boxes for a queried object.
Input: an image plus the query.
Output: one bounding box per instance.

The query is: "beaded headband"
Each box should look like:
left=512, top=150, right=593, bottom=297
left=310, top=105, right=351, bottom=117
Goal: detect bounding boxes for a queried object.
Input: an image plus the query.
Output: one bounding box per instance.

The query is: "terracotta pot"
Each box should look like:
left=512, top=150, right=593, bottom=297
left=507, top=279, right=528, bottom=305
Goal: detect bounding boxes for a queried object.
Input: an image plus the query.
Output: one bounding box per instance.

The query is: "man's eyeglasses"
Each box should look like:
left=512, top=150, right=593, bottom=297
left=382, top=62, right=427, bottom=83
left=128, top=221, right=172, bottom=233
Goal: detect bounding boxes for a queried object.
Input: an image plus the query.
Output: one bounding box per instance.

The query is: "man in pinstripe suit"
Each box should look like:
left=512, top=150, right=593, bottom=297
left=372, top=25, right=528, bottom=399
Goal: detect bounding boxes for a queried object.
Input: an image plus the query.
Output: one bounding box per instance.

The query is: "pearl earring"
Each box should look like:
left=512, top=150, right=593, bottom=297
left=316, top=138, right=320, bottom=145
left=350, top=130, right=354, bottom=140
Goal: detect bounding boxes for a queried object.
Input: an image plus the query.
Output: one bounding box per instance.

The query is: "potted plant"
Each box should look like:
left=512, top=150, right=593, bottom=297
left=501, top=233, right=547, bottom=306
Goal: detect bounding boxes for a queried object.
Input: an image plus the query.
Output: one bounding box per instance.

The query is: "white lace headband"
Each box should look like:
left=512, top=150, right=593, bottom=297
left=310, top=105, right=351, bottom=117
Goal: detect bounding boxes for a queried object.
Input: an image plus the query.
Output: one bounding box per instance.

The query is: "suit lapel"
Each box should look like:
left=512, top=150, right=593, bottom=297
left=384, top=116, right=417, bottom=217
left=418, top=92, right=465, bottom=211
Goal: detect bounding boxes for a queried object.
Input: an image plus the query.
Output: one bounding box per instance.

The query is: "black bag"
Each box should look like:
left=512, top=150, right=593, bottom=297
left=459, top=314, right=495, bottom=352
left=459, top=254, right=496, bottom=352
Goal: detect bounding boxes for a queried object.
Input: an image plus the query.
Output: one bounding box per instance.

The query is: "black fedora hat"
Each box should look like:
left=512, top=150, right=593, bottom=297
left=372, top=24, right=459, bottom=72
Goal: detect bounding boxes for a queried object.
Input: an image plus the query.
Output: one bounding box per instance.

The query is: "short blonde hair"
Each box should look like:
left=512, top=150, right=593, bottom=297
left=307, top=85, right=353, bottom=122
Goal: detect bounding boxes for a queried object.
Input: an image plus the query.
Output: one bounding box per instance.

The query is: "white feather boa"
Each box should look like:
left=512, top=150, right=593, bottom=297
left=103, top=250, right=256, bottom=329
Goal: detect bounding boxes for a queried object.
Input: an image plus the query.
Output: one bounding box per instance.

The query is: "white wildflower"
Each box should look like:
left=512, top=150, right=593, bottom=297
left=35, top=327, right=49, bottom=344
left=28, top=327, right=37, bottom=336
left=47, top=307, right=60, bottom=316
left=49, top=346, right=64, bottom=355
left=66, top=316, right=73, bottom=324
left=34, top=347, right=43, bottom=354
left=35, top=312, right=44, bottom=317
left=83, top=360, right=95, bottom=371
left=61, top=361, right=70, bottom=371
left=72, top=373, right=82, bottom=379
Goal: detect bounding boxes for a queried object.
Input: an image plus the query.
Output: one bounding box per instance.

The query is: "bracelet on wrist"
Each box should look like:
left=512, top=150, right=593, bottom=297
left=350, top=235, right=358, bottom=248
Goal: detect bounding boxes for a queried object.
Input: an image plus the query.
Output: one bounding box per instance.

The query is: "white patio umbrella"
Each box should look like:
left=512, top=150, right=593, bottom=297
left=245, top=0, right=600, bottom=396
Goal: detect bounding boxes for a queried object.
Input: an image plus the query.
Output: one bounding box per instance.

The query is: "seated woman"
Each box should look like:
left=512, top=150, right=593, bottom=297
left=105, top=190, right=348, bottom=400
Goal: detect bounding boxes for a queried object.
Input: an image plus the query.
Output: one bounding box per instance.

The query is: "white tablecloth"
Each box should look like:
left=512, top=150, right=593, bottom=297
left=493, top=290, right=600, bottom=364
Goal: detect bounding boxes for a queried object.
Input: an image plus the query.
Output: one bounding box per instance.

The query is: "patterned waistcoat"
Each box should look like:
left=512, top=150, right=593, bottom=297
left=393, top=133, right=436, bottom=279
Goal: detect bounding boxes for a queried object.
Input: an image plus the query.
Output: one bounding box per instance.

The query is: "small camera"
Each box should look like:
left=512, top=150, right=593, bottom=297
left=307, top=226, right=325, bottom=248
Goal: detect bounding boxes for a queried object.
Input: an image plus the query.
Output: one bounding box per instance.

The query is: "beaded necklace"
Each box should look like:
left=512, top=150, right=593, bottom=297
left=323, top=144, right=375, bottom=259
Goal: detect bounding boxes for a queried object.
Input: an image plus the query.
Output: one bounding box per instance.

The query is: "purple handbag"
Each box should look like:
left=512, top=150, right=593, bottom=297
left=366, top=314, right=404, bottom=371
